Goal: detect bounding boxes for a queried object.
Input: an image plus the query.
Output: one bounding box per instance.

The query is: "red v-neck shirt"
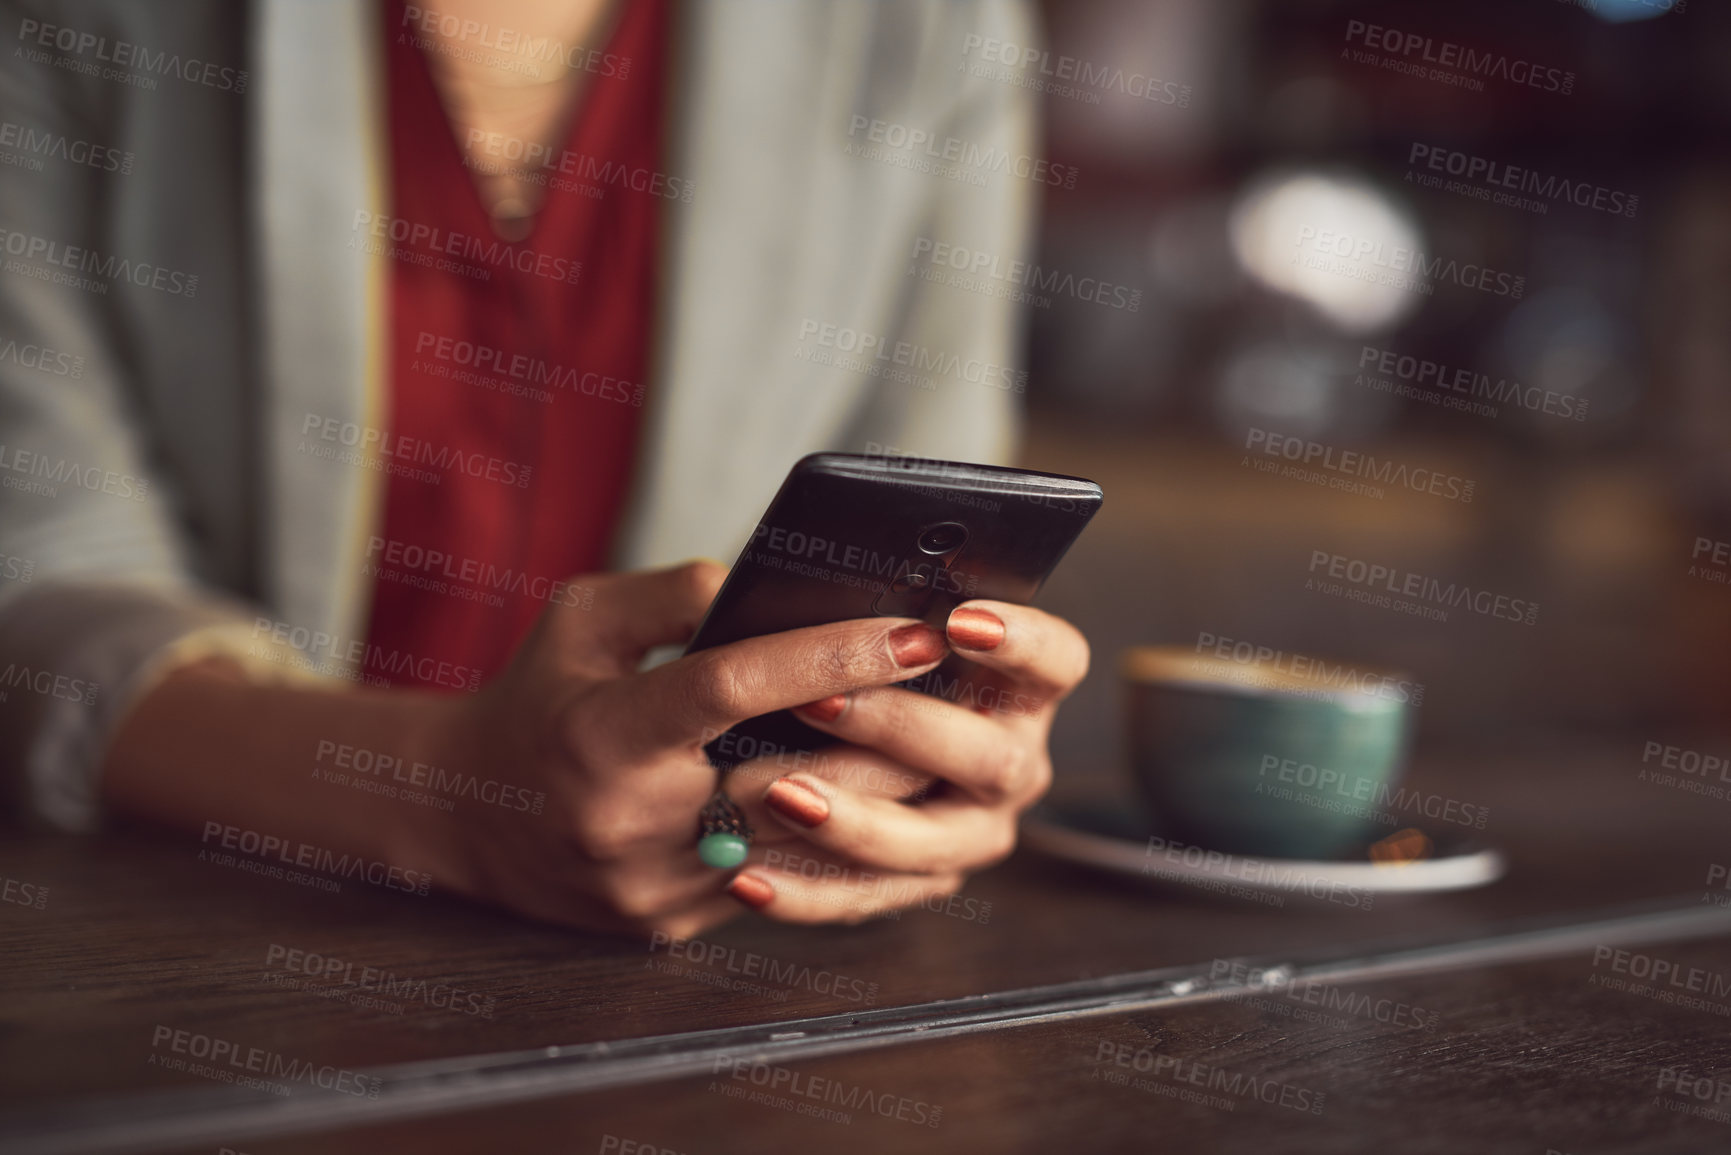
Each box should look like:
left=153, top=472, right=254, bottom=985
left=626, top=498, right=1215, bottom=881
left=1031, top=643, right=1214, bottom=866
left=364, top=0, right=667, bottom=688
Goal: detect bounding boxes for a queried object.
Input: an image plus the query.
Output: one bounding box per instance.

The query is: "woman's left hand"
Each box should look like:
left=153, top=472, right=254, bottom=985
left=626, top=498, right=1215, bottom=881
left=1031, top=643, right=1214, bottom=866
left=720, top=600, right=1090, bottom=923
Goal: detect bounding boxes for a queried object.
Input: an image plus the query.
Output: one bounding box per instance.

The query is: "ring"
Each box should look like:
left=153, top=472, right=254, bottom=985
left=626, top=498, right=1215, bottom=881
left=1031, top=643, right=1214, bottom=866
left=697, top=790, right=752, bottom=869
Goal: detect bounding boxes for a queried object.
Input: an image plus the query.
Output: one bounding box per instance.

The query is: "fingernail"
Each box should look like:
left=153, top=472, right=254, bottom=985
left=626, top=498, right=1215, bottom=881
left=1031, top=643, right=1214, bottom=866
left=947, top=607, right=1005, bottom=652
left=795, top=694, right=848, bottom=723
left=888, top=623, right=947, bottom=667
left=765, top=776, right=830, bottom=827
left=727, top=871, right=775, bottom=909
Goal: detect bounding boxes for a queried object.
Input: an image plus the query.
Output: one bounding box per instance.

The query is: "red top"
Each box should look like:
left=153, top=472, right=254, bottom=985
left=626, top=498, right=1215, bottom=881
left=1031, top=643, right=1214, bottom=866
left=364, top=0, right=667, bottom=688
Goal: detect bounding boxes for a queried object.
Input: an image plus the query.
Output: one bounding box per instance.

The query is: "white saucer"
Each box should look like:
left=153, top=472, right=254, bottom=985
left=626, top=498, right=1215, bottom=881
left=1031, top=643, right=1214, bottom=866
left=1021, top=799, right=1507, bottom=897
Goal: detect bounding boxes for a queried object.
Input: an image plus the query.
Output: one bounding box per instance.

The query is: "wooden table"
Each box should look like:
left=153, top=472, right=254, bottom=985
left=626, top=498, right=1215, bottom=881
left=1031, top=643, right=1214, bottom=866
left=3, top=738, right=1730, bottom=1153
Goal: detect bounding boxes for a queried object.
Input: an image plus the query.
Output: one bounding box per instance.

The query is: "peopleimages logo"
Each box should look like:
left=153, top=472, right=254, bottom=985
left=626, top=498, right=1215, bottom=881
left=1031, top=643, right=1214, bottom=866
left=1643, top=740, right=1731, bottom=782
left=910, top=236, right=1141, bottom=313
left=263, top=943, right=497, bottom=1018
left=0, top=550, right=33, bottom=584
left=1144, top=835, right=1373, bottom=910
left=1407, top=142, right=1637, bottom=219
left=313, top=739, right=547, bottom=816
left=1206, top=960, right=1440, bottom=1031
left=747, top=520, right=975, bottom=597
left=364, top=534, right=594, bottom=609
left=350, top=211, right=582, bottom=284
left=1191, top=632, right=1425, bottom=706
left=1356, top=345, right=1588, bottom=422
left=1637, top=739, right=1731, bottom=803
left=300, top=412, right=532, bottom=489
left=762, top=847, right=994, bottom=924
left=0, top=663, right=97, bottom=706
left=0, top=442, right=149, bottom=501
left=413, top=331, right=642, bottom=407
left=0, top=336, right=83, bottom=378
left=1691, top=537, right=1731, bottom=587
left=1243, top=427, right=1475, bottom=503
left=0, top=226, right=198, bottom=296
left=1307, top=550, right=1540, bottom=626
left=200, top=821, right=433, bottom=895
left=398, top=5, right=630, bottom=79
left=1654, top=1068, right=1731, bottom=1126
left=462, top=130, right=692, bottom=203
left=959, top=34, right=1191, bottom=108
left=845, top=115, right=1077, bottom=190
left=1343, top=20, right=1574, bottom=95
left=0, top=874, right=47, bottom=910
left=1294, top=226, right=1524, bottom=299
left=649, top=932, right=880, bottom=1004
left=0, top=120, right=134, bottom=174
left=249, top=616, right=486, bottom=692
left=1092, top=1041, right=1326, bottom=1114
left=709, top=1056, right=943, bottom=1128
left=1705, top=863, right=1731, bottom=909
left=16, top=19, right=249, bottom=93
left=1592, top=946, right=1731, bottom=999
left=794, top=319, right=1024, bottom=394
left=1257, top=754, right=1490, bottom=829
left=149, top=1026, right=378, bottom=1099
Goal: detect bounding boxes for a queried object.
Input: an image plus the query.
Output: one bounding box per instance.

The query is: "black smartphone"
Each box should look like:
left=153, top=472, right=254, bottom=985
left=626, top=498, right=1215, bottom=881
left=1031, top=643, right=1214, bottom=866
left=683, top=452, right=1103, bottom=771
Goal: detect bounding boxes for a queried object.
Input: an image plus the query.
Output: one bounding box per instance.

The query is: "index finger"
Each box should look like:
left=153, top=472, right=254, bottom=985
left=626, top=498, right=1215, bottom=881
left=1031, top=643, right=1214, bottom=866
left=943, top=600, right=1091, bottom=709
left=589, top=616, right=951, bottom=758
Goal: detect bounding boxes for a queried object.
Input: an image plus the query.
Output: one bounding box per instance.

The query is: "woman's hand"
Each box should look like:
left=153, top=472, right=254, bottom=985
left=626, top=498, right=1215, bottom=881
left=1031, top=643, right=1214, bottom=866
left=418, top=563, right=1088, bottom=937
left=414, top=561, right=963, bottom=935
left=717, top=601, right=1090, bottom=924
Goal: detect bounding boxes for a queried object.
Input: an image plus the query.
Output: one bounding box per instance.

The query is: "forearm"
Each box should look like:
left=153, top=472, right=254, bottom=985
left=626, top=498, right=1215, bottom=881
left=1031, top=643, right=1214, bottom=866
left=98, top=658, right=460, bottom=884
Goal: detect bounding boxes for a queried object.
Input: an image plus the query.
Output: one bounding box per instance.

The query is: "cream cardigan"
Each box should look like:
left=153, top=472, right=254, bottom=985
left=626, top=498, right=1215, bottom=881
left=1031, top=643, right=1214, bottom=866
left=0, top=0, right=1037, bottom=827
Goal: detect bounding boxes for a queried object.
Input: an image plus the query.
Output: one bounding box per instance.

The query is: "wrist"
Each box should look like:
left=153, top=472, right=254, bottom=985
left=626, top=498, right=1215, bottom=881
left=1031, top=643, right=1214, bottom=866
left=383, top=685, right=491, bottom=898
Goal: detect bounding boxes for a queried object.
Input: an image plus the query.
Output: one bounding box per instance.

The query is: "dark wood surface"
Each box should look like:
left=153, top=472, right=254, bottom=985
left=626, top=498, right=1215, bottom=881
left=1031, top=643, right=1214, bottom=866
left=145, top=943, right=1731, bottom=1155
left=3, top=737, right=1730, bottom=1151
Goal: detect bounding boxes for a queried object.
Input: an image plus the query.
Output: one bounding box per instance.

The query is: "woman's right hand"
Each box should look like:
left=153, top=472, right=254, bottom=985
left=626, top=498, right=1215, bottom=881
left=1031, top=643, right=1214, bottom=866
left=414, top=561, right=971, bottom=938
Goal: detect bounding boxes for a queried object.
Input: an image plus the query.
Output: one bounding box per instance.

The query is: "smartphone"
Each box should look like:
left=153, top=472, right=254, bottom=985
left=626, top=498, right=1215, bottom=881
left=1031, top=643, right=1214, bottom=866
left=684, top=452, right=1103, bottom=771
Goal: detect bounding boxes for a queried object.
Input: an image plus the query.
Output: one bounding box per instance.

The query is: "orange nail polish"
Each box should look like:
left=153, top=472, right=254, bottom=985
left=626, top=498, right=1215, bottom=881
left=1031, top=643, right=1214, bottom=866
left=947, top=607, right=1005, bottom=652
left=889, top=623, right=946, bottom=667
left=727, top=872, right=774, bottom=909
left=796, top=694, right=848, bottom=723
left=764, top=777, right=830, bottom=827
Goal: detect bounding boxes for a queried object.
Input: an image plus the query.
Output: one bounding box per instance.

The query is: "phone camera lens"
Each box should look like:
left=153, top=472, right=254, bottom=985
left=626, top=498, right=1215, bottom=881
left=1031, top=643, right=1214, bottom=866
left=917, top=522, right=968, bottom=555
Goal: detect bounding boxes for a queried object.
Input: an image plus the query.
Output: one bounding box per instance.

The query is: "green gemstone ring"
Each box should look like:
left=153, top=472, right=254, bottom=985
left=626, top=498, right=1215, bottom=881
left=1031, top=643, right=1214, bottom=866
left=697, top=791, right=751, bottom=869
left=698, top=831, right=749, bottom=869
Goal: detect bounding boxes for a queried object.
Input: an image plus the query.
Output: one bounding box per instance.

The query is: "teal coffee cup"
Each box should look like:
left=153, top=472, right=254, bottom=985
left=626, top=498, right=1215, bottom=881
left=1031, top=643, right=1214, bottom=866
left=1122, top=645, right=1414, bottom=860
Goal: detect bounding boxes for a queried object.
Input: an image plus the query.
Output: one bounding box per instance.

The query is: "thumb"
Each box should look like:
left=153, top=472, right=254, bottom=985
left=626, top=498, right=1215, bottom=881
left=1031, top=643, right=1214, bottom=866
left=586, top=559, right=728, bottom=665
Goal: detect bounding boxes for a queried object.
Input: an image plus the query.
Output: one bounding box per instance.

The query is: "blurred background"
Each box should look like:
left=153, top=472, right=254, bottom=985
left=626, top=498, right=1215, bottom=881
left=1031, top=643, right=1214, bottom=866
left=1017, top=0, right=1731, bottom=772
